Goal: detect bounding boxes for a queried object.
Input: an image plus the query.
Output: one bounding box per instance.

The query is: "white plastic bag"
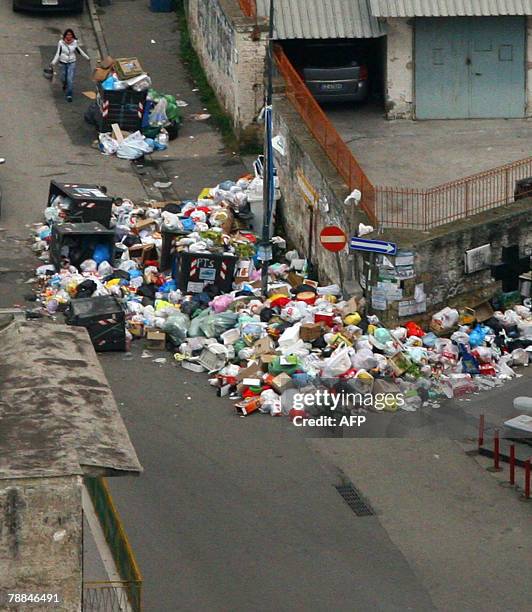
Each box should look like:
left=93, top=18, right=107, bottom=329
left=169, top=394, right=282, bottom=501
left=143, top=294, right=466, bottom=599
left=432, top=307, right=459, bottom=330
left=117, top=131, right=154, bottom=160
left=99, top=133, right=119, bottom=156
left=148, top=98, right=168, bottom=127
left=321, top=347, right=352, bottom=378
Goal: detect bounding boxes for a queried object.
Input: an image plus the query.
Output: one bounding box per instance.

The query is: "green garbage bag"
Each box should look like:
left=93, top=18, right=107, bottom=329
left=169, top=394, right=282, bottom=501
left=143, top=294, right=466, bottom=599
left=268, top=355, right=300, bottom=375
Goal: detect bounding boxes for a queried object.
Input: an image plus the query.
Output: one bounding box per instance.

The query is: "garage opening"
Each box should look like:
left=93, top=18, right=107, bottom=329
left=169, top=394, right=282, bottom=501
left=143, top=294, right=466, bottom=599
left=281, top=37, right=386, bottom=111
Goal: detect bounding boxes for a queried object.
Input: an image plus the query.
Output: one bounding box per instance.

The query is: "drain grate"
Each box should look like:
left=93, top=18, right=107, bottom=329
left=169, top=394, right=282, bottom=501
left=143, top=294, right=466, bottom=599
left=335, top=484, right=375, bottom=516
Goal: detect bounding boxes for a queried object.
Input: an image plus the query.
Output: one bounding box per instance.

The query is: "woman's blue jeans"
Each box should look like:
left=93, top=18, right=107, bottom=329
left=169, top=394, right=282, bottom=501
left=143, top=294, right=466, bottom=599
left=60, top=61, right=76, bottom=98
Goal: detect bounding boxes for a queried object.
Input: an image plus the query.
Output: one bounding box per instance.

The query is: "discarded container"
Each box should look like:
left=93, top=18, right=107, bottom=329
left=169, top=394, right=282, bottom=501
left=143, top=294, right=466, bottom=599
left=65, top=296, right=126, bottom=352
left=50, top=222, right=116, bottom=270
left=47, top=181, right=113, bottom=227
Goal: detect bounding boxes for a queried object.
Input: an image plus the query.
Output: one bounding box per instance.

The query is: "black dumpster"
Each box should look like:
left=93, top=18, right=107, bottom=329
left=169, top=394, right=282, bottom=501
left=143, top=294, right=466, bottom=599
left=65, top=296, right=126, bottom=352
left=173, top=251, right=238, bottom=294
left=50, top=222, right=116, bottom=270
left=48, top=181, right=113, bottom=227
left=96, top=85, right=147, bottom=133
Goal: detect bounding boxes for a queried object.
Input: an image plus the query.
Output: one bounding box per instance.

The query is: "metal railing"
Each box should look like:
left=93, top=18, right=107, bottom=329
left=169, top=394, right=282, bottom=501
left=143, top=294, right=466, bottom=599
left=85, top=477, right=142, bottom=611
left=274, top=45, right=532, bottom=230
left=238, top=0, right=257, bottom=18
left=376, top=157, right=532, bottom=229
left=84, top=582, right=139, bottom=612
left=273, top=45, right=377, bottom=225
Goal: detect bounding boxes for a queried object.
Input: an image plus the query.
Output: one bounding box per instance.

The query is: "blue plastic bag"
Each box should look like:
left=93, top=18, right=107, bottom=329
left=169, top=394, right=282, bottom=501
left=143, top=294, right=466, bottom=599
left=92, top=243, right=112, bottom=264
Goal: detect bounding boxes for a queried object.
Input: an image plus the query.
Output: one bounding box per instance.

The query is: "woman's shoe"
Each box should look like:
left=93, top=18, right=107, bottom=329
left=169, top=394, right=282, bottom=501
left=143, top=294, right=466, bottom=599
left=66, top=96, right=73, bottom=103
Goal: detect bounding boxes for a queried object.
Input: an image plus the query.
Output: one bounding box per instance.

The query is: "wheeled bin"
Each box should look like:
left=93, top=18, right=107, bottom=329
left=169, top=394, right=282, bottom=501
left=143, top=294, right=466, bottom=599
left=48, top=181, right=113, bottom=227
left=50, top=222, right=116, bottom=270
left=65, top=296, right=126, bottom=352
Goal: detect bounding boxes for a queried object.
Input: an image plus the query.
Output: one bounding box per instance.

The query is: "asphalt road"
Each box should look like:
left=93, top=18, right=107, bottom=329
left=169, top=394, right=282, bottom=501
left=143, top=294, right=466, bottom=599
left=0, top=4, right=435, bottom=611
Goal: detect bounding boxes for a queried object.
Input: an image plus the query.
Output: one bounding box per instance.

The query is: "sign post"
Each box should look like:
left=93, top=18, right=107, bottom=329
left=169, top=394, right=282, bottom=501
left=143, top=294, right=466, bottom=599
left=349, top=236, right=397, bottom=255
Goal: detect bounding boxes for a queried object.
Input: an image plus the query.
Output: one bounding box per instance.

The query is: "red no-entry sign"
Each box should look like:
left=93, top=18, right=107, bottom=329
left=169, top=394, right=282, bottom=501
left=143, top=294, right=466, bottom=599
left=319, top=226, right=347, bottom=252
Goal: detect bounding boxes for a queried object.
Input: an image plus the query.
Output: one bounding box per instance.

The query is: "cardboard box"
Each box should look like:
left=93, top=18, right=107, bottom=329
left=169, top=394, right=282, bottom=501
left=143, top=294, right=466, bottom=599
left=300, top=323, right=323, bottom=342
left=237, top=363, right=262, bottom=382
left=259, top=354, right=276, bottom=370
left=287, top=271, right=305, bottom=287
left=92, top=56, right=115, bottom=82
left=114, top=57, right=144, bottom=80
left=128, top=243, right=158, bottom=264
left=253, top=336, right=275, bottom=356
left=271, top=372, right=292, bottom=394
left=145, top=329, right=166, bottom=350
left=134, top=218, right=158, bottom=233
left=235, top=259, right=253, bottom=284
left=268, top=284, right=291, bottom=297
left=475, top=301, right=494, bottom=323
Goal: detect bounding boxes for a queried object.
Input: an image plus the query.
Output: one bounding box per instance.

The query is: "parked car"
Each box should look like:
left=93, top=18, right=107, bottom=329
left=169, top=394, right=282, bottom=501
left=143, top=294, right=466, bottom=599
left=13, top=0, right=83, bottom=12
left=299, top=43, right=369, bottom=103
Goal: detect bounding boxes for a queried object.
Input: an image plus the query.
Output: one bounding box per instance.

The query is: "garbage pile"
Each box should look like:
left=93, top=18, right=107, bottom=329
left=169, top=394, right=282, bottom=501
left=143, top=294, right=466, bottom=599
left=32, top=178, right=532, bottom=418
left=87, top=55, right=182, bottom=158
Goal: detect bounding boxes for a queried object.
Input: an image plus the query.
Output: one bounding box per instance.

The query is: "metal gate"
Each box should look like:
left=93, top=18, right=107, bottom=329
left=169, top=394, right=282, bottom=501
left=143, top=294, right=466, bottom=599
left=415, top=17, right=525, bottom=119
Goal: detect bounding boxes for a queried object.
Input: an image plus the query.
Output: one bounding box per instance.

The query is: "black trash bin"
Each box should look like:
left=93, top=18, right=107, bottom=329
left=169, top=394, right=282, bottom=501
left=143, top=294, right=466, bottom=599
left=50, top=222, right=116, bottom=270
left=173, top=251, right=238, bottom=294
left=514, top=177, right=532, bottom=201
left=65, top=296, right=126, bottom=352
left=48, top=181, right=113, bottom=227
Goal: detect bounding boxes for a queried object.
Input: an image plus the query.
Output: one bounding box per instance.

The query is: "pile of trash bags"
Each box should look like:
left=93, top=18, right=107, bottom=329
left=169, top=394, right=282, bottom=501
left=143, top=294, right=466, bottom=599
left=31, top=175, right=532, bottom=419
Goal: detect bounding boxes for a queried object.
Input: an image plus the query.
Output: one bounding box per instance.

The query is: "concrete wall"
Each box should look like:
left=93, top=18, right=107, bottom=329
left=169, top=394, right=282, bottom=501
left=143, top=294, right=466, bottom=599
left=385, top=18, right=414, bottom=119
left=273, top=96, right=370, bottom=288
left=187, top=0, right=267, bottom=143
left=0, top=476, right=82, bottom=611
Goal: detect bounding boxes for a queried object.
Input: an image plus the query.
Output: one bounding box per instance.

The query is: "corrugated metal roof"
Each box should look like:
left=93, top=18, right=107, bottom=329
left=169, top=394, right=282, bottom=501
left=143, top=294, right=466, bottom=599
left=369, top=0, right=532, bottom=17
left=256, top=0, right=387, bottom=39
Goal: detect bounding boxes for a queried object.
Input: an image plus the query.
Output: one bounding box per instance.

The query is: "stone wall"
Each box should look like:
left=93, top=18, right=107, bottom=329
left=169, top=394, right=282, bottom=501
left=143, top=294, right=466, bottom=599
left=187, top=0, right=267, bottom=143
left=0, top=476, right=82, bottom=610
left=385, top=18, right=414, bottom=119
left=359, top=198, right=532, bottom=325
left=273, top=96, right=369, bottom=289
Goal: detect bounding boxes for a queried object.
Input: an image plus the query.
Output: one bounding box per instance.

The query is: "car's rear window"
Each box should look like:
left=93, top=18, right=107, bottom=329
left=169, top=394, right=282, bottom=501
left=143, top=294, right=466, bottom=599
left=305, top=46, right=358, bottom=68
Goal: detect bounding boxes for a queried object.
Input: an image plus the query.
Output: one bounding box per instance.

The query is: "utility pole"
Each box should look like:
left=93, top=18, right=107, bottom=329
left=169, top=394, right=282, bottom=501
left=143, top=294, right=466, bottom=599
left=260, top=0, right=275, bottom=297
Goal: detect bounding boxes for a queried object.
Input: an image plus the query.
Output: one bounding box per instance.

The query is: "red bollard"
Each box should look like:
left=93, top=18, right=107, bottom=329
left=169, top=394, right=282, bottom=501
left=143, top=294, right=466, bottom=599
left=509, top=445, right=516, bottom=486
left=478, top=414, right=485, bottom=449
left=525, top=459, right=531, bottom=500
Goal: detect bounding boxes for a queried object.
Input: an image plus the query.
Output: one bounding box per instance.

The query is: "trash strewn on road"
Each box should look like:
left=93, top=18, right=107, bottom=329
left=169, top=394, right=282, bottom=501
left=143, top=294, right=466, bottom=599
left=31, top=172, right=532, bottom=419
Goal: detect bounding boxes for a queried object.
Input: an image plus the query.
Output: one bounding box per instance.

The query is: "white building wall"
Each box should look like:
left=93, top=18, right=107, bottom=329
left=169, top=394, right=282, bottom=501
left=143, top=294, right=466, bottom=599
left=385, top=18, right=414, bottom=119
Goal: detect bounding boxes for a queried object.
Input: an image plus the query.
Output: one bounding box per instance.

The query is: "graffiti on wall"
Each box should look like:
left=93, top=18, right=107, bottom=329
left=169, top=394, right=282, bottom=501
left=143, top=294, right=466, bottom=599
left=197, top=0, right=235, bottom=78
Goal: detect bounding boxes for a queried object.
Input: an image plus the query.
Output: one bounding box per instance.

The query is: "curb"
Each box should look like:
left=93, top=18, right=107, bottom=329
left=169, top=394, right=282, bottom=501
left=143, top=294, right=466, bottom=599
left=86, top=0, right=110, bottom=61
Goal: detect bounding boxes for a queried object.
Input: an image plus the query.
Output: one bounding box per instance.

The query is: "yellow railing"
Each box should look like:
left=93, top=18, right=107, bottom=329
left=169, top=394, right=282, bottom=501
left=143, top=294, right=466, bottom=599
left=85, top=478, right=142, bottom=611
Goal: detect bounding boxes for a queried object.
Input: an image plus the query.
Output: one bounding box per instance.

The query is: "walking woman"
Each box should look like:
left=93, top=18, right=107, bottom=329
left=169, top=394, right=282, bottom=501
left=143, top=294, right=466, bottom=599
left=51, top=29, right=90, bottom=102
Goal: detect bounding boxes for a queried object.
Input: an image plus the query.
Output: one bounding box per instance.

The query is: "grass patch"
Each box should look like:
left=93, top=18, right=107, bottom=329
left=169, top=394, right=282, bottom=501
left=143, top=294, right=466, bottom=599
left=175, top=0, right=261, bottom=154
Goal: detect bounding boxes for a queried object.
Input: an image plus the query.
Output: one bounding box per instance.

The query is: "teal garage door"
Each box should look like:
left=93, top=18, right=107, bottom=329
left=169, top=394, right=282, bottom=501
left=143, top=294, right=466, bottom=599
left=415, top=17, right=525, bottom=119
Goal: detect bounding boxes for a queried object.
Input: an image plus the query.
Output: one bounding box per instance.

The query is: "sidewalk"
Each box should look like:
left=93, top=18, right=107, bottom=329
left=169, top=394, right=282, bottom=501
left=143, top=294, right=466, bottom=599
left=92, top=0, right=247, bottom=200
left=311, top=437, right=532, bottom=612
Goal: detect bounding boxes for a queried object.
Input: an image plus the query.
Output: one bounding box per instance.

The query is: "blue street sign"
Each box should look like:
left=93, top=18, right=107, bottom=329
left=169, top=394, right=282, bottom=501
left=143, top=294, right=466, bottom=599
left=350, top=237, right=397, bottom=255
